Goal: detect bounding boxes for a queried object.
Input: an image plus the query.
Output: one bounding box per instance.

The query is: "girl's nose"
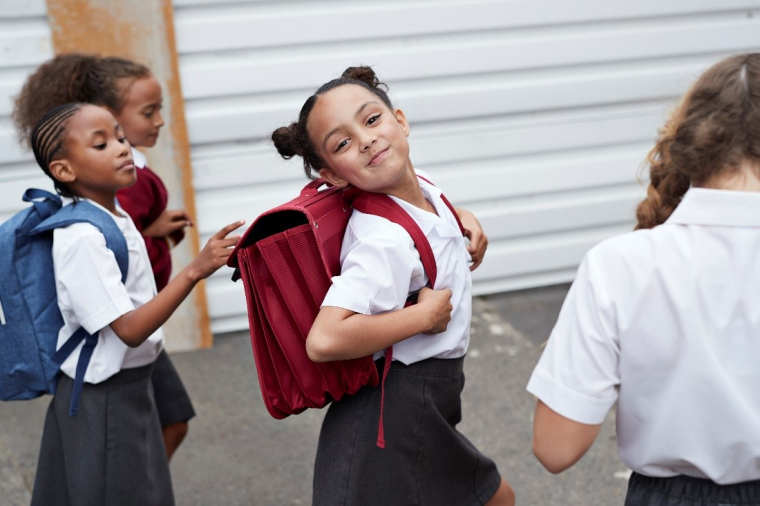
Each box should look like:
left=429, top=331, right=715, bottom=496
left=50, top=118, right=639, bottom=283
left=361, top=134, right=376, bottom=151
left=155, top=110, right=165, bottom=128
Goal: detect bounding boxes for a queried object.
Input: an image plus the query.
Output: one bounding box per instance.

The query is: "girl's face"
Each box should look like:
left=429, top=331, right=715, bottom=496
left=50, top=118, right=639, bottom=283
left=308, top=84, right=412, bottom=194
left=113, top=75, right=164, bottom=148
left=50, top=105, right=135, bottom=203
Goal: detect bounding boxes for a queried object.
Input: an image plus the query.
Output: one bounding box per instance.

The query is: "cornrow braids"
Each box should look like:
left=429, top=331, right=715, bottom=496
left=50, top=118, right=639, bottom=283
left=272, top=66, right=394, bottom=179
left=636, top=53, right=760, bottom=229
left=31, top=102, right=85, bottom=198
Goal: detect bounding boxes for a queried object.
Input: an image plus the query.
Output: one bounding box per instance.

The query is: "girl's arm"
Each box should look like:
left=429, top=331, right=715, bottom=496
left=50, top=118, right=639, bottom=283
left=532, top=400, right=602, bottom=474
left=306, top=287, right=453, bottom=362
left=109, top=220, right=243, bottom=347
left=455, top=207, right=488, bottom=270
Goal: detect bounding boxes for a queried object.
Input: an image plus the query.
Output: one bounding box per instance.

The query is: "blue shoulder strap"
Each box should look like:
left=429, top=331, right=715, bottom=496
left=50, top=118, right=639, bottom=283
left=30, top=198, right=129, bottom=416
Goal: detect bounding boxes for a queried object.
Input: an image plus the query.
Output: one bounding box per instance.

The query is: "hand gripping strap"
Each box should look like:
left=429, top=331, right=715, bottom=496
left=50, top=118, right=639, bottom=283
left=31, top=199, right=129, bottom=416
left=351, top=192, right=440, bottom=448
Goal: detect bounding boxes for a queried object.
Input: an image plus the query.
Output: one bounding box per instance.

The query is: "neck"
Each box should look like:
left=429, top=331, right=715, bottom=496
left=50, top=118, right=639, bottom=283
left=385, top=160, right=435, bottom=213
left=701, top=160, right=760, bottom=192
left=72, top=188, right=119, bottom=215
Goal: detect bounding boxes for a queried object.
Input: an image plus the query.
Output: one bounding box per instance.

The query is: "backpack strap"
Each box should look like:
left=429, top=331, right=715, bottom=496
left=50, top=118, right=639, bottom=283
left=31, top=200, right=129, bottom=416
left=351, top=191, right=444, bottom=449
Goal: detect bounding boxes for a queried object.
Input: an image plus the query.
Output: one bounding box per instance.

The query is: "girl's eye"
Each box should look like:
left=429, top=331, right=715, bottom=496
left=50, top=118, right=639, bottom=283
left=94, top=143, right=107, bottom=150
left=335, top=139, right=348, bottom=153
left=367, top=114, right=381, bottom=125
left=118, top=137, right=127, bottom=144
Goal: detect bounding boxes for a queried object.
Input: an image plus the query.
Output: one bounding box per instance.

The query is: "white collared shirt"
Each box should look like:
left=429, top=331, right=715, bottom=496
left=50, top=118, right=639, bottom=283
left=131, top=146, right=147, bottom=169
left=321, top=171, right=472, bottom=365
left=527, top=188, right=760, bottom=484
left=53, top=197, right=164, bottom=384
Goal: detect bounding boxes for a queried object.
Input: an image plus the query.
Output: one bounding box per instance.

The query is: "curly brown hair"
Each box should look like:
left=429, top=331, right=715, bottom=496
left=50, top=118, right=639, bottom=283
left=271, top=66, right=394, bottom=179
left=635, top=53, right=760, bottom=229
left=13, top=53, right=150, bottom=148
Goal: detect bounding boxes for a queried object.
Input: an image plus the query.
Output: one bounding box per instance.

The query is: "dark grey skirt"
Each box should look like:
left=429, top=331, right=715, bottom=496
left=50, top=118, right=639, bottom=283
left=151, top=350, right=195, bottom=426
left=313, top=356, right=502, bottom=506
left=32, top=363, right=174, bottom=506
left=625, top=472, right=760, bottom=506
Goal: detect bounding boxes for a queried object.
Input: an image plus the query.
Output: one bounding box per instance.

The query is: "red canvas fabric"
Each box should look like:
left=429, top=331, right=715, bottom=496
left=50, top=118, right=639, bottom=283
left=228, top=178, right=464, bottom=442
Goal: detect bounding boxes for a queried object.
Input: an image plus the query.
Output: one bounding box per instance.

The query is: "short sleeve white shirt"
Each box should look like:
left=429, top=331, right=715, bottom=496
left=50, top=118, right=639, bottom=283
left=53, top=197, right=164, bottom=384
left=321, top=171, right=473, bottom=365
left=527, top=188, right=760, bottom=484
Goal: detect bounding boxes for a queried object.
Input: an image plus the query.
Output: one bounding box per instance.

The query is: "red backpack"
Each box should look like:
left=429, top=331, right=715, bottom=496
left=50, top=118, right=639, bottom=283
left=228, top=176, right=464, bottom=447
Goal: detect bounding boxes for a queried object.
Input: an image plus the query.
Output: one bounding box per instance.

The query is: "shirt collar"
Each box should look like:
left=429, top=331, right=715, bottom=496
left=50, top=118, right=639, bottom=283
left=131, top=146, right=147, bottom=169
left=388, top=173, right=461, bottom=237
left=666, top=187, right=760, bottom=227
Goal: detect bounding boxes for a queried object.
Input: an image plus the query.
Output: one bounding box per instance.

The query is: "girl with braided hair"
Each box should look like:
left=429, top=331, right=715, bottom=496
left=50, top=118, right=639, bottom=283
left=28, top=102, right=243, bottom=505
left=272, top=66, right=513, bottom=506
left=528, top=53, right=760, bottom=505
left=14, top=54, right=196, bottom=460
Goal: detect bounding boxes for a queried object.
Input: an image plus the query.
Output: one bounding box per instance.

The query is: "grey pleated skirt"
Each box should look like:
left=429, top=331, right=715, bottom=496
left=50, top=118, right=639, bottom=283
left=32, top=362, right=174, bottom=506
left=152, top=350, right=195, bottom=426
left=313, top=356, right=502, bottom=506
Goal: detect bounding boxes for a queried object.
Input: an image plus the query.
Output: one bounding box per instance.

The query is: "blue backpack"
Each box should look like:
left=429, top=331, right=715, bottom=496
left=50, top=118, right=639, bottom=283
left=0, top=189, right=128, bottom=416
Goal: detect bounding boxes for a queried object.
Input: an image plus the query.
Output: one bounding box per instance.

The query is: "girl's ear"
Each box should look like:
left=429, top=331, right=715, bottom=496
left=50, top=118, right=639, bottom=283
left=318, top=168, right=348, bottom=188
left=49, top=159, right=76, bottom=185
left=394, top=108, right=410, bottom=137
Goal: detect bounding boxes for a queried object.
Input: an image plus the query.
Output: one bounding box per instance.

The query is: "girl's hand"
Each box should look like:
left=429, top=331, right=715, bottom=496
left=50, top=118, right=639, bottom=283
left=456, top=208, right=488, bottom=271
left=187, top=220, right=244, bottom=282
left=417, top=287, right=453, bottom=334
left=143, top=209, right=194, bottom=238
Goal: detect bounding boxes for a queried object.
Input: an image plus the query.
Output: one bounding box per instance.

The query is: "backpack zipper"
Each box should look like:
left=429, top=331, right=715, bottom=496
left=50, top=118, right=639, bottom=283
left=0, top=298, right=5, bottom=325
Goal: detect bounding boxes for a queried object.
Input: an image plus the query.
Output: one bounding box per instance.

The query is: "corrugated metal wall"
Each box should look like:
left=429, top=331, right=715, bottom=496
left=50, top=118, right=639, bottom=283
left=3, top=1, right=760, bottom=335
left=174, top=0, right=760, bottom=333
left=0, top=0, right=54, bottom=222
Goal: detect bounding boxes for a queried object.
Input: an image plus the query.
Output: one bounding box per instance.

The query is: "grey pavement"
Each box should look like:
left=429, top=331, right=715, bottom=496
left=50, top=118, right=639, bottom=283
left=0, top=284, right=630, bottom=505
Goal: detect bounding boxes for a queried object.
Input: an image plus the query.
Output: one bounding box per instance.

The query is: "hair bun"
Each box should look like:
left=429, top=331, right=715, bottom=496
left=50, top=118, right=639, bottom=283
left=342, top=66, right=384, bottom=89
left=271, top=123, right=301, bottom=159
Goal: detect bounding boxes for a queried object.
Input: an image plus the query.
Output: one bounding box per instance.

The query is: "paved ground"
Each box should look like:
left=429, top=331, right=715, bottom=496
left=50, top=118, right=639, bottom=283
left=0, top=284, right=631, bottom=505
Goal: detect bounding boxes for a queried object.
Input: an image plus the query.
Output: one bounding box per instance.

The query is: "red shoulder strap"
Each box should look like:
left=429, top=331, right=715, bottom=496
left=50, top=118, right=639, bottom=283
left=351, top=192, right=438, bottom=289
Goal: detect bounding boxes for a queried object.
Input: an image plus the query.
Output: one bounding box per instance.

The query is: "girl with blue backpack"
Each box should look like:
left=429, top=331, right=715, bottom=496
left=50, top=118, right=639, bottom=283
left=272, top=66, right=515, bottom=506
left=26, top=102, right=242, bottom=506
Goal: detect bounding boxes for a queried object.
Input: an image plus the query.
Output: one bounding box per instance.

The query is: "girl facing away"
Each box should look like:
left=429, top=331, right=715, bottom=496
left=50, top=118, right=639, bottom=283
left=28, top=102, right=242, bottom=505
left=272, top=66, right=515, bottom=506
left=527, top=53, right=760, bottom=506
left=14, top=54, right=196, bottom=460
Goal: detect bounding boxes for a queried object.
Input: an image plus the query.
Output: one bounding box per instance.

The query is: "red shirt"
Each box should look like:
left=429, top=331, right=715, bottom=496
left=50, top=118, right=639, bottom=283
left=117, top=163, right=182, bottom=291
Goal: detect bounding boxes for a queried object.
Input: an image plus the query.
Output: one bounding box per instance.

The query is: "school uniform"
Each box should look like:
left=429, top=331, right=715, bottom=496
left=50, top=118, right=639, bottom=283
left=117, top=147, right=195, bottom=427
left=32, top=197, right=174, bottom=506
left=527, top=188, right=760, bottom=505
left=314, top=171, right=502, bottom=506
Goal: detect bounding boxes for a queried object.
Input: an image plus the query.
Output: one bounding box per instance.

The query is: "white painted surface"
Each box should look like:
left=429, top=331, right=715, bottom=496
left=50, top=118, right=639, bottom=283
left=0, top=0, right=55, bottom=224
left=2, top=1, right=759, bottom=334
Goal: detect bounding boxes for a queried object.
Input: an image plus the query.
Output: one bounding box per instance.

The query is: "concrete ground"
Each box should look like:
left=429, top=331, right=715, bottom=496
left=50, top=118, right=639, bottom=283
left=0, top=284, right=631, bottom=505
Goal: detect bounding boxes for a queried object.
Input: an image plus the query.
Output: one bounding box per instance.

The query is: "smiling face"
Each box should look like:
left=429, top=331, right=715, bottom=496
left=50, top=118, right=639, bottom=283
left=49, top=105, right=135, bottom=209
left=113, top=75, right=164, bottom=148
left=307, top=84, right=413, bottom=194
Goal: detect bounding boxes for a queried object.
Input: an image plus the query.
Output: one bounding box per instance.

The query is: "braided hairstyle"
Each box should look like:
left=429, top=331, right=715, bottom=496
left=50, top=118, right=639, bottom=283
left=636, top=53, right=760, bottom=229
left=272, top=66, right=394, bottom=179
left=13, top=53, right=150, bottom=148
left=30, top=102, right=86, bottom=198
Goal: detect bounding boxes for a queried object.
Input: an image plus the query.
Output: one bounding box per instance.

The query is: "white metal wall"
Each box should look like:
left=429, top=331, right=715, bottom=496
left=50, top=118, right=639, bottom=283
left=0, top=0, right=55, bottom=223
left=174, top=0, right=760, bottom=333
left=2, top=1, right=760, bottom=335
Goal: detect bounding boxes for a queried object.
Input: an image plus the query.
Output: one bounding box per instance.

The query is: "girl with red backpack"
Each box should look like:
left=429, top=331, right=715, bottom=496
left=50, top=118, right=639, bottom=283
left=272, top=66, right=515, bottom=506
